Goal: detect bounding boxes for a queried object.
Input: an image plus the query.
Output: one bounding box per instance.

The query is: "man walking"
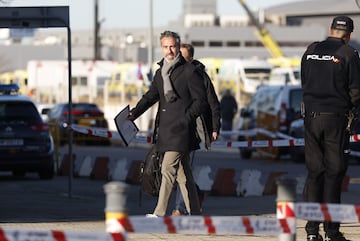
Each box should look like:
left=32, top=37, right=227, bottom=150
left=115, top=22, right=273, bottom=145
left=171, top=43, right=221, bottom=216
left=127, top=31, right=207, bottom=216
left=180, top=43, right=221, bottom=148
left=301, top=16, right=360, bottom=241
left=220, top=89, right=238, bottom=132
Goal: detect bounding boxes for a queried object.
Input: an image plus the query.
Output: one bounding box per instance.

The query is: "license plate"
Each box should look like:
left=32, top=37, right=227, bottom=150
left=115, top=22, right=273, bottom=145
left=0, top=139, right=24, bottom=146
left=79, top=119, right=96, bottom=126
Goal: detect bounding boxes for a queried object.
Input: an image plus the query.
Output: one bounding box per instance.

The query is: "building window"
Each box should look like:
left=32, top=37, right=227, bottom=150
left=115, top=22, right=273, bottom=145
left=226, top=41, right=241, bottom=47
left=80, top=77, right=87, bottom=86
left=191, top=41, right=205, bottom=47
left=71, top=77, right=77, bottom=85
left=278, top=41, right=310, bottom=47
left=71, top=76, right=88, bottom=86
left=209, top=41, right=223, bottom=47
left=244, top=41, right=263, bottom=47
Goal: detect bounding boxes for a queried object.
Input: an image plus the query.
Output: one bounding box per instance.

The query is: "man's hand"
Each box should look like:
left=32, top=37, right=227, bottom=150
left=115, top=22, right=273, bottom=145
left=347, top=109, right=359, bottom=133
left=212, top=132, right=218, bottom=141
left=127, top=112, right=135, bottom=121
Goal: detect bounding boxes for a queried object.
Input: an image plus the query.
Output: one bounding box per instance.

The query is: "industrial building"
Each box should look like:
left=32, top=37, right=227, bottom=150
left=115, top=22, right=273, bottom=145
left=0, top=0, right=359, bottom=72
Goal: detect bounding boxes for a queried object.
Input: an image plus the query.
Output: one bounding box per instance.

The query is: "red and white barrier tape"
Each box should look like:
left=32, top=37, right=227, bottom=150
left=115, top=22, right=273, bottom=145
left=218, top=129, right=258, bottom=137
left=103, top=202, right=360, bottom=236
left=70, top=124, right=303, bottom=147
left=106, top=215, right=296, bottom=236
left=0, top=228, right=126, bottom=241
left=70, top=124, right=360, bottom=148
left=277, top=202, right=295, bottom=219
left=71, top=125, right=120, bottom=139
left=211, top=138, right=304, bottom=148
left=295, top=202, right=360, bottom=223
left=3, top=203, right=359, bottom=239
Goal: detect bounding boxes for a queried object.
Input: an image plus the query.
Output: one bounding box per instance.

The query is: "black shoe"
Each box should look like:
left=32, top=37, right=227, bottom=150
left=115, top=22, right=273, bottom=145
left=307, top=234, right=323, bottom=241
left=325, top=232, right=350, bottom=241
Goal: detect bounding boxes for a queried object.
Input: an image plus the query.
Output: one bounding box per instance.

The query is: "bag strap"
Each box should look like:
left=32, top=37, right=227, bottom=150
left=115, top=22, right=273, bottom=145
left=190, top=151, right=196, bottom=167
left=138, top=187, right=142, bottom=207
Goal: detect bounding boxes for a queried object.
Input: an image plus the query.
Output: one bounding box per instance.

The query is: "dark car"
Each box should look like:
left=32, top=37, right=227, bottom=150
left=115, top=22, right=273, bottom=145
left=288, top=118, right=305, bottom=163
left=237, top=84, right=303, bottom=159
left=289, top=108, right=360, bottom=163
left=47, top=102, right=110, bottom=146
left=349, top=115, right=360, bottom=162
left=0, top=84, right=54, bottom=179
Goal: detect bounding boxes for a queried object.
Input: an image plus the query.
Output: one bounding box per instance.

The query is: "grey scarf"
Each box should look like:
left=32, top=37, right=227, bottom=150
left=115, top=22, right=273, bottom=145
left=161, top=54, right=180, bottom=102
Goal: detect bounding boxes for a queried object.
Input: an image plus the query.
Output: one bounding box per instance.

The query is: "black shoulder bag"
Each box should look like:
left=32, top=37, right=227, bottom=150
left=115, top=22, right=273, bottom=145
left=139, top=145, right=163, bottom=200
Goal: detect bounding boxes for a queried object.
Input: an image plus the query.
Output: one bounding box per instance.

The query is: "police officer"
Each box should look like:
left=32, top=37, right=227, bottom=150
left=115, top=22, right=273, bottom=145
left=301, top=16, right=360, bottom=241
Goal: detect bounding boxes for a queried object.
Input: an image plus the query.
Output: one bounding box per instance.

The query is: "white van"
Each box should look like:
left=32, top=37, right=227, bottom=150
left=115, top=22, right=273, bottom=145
left=217, top=58, right=273, bottom=96
left=269, top=67, right=301, bottom=85
left=237, top=84, right=303, bottom=159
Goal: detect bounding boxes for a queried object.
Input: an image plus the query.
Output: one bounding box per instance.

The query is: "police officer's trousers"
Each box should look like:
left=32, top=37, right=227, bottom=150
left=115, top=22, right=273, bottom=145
left=303, top=113, right=349, bottom=235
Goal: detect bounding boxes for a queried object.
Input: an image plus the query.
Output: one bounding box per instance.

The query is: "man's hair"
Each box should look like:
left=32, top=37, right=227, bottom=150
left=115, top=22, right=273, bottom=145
left=332, top=29, right=350, bottom=39
left=160, top=30, right=181, bottom=45
left=180, top=43, right=194, bottom=58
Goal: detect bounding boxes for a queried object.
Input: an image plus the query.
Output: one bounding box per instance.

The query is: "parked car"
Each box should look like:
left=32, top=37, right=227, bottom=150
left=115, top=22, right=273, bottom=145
left=268, top=66, right=301, bottom=85
left=46, top=102, right=110, bottom=146
left=237, top=84, right=303, bottom=159
left=0, top=84, right=55, bottom=179
left=289, top=107, right=360, bottom=163
left=36, top=103, right=55, bottom=122
left=350, top=115, right=360, bottom=162
left=288, top=118, right=305, bottom=163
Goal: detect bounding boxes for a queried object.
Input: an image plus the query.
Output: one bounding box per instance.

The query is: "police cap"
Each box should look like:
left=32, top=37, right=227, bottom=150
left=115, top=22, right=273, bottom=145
left=331, top=15, right=354, bottom=32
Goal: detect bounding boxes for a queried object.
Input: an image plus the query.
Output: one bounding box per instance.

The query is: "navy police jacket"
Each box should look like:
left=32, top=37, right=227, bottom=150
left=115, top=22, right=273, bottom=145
left=301, top=37, right=360, bottom=113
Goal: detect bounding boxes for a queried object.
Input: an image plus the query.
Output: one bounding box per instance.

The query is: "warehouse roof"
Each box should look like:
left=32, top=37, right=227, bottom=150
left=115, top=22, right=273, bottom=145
left=266, top=0, right=360, bottom=16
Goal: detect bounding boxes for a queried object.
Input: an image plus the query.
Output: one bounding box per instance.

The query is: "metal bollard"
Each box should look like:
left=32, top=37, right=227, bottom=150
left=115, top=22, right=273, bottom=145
left=276, top=178, right=297, bottom=241
left=103, top=181, right=129, bottom=233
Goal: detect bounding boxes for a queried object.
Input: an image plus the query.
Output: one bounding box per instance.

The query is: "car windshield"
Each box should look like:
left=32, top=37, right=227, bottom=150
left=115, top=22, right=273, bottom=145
left=244, top=68, right=271, bottom=81
left=0, top=102, right=41, bottom=124
left=63, top=103, right=101, bottom=112
left=257, top=87, right=283, bottom=114
left=289, top=89, right=303, bottom=112
left=293, top=70, right=301, bottom=81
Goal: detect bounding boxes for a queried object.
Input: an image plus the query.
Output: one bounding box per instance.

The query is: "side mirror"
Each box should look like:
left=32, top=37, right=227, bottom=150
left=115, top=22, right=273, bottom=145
left=41, top=108, right=50, bottom=115
left=240, top=108, right=252, bottom=117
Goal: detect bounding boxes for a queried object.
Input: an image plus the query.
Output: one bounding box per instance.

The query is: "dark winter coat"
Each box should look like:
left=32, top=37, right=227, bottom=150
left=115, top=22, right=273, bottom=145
left=192, top=60, right=221, bottom=149
left=130, top=56, right=208, bottom=153
left=220, top=94, right=238, bottom=121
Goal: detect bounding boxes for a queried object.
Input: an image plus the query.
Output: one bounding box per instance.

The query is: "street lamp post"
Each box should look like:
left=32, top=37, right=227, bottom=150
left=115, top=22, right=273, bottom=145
left=148, top=0, right=154, bottom=76
left=94, top=0, right=101, bottom=60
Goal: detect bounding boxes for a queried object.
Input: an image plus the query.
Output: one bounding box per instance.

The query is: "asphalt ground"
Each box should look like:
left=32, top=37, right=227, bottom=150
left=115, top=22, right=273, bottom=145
left=0, top=173, right=360, bottom=241
left=0, top=144, right=360, bottom=240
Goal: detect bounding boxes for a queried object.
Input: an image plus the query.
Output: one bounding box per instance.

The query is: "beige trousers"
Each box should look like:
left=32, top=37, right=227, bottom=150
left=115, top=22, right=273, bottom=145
left=153, top=151, right=201, bottom=216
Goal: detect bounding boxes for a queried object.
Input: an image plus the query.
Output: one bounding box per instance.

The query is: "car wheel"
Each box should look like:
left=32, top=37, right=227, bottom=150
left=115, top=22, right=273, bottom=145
left=12, top=170, right=26, bottom=178
left=59, top=140, right=67, bottom=146
left=100, top=140, right=111, bottom=146
left=39, top=163, right=55, bottom=180
left=240, top=148, right=252, bottom=159
left=290, top=147, right=305, bottom=163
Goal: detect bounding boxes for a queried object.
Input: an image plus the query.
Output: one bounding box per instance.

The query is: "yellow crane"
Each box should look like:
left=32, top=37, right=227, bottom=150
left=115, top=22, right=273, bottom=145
left=238, top=0, right=300, bottom=67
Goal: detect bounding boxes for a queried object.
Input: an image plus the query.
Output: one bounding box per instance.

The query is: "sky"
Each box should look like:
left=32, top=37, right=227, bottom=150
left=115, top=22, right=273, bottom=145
left=4, top=0, right=302, bottom=30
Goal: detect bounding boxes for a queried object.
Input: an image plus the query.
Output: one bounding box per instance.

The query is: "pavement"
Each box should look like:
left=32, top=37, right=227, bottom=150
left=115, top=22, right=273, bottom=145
left=0, top=144, right=360, bottom=241
left=0, top=174, right=360, bottom=241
